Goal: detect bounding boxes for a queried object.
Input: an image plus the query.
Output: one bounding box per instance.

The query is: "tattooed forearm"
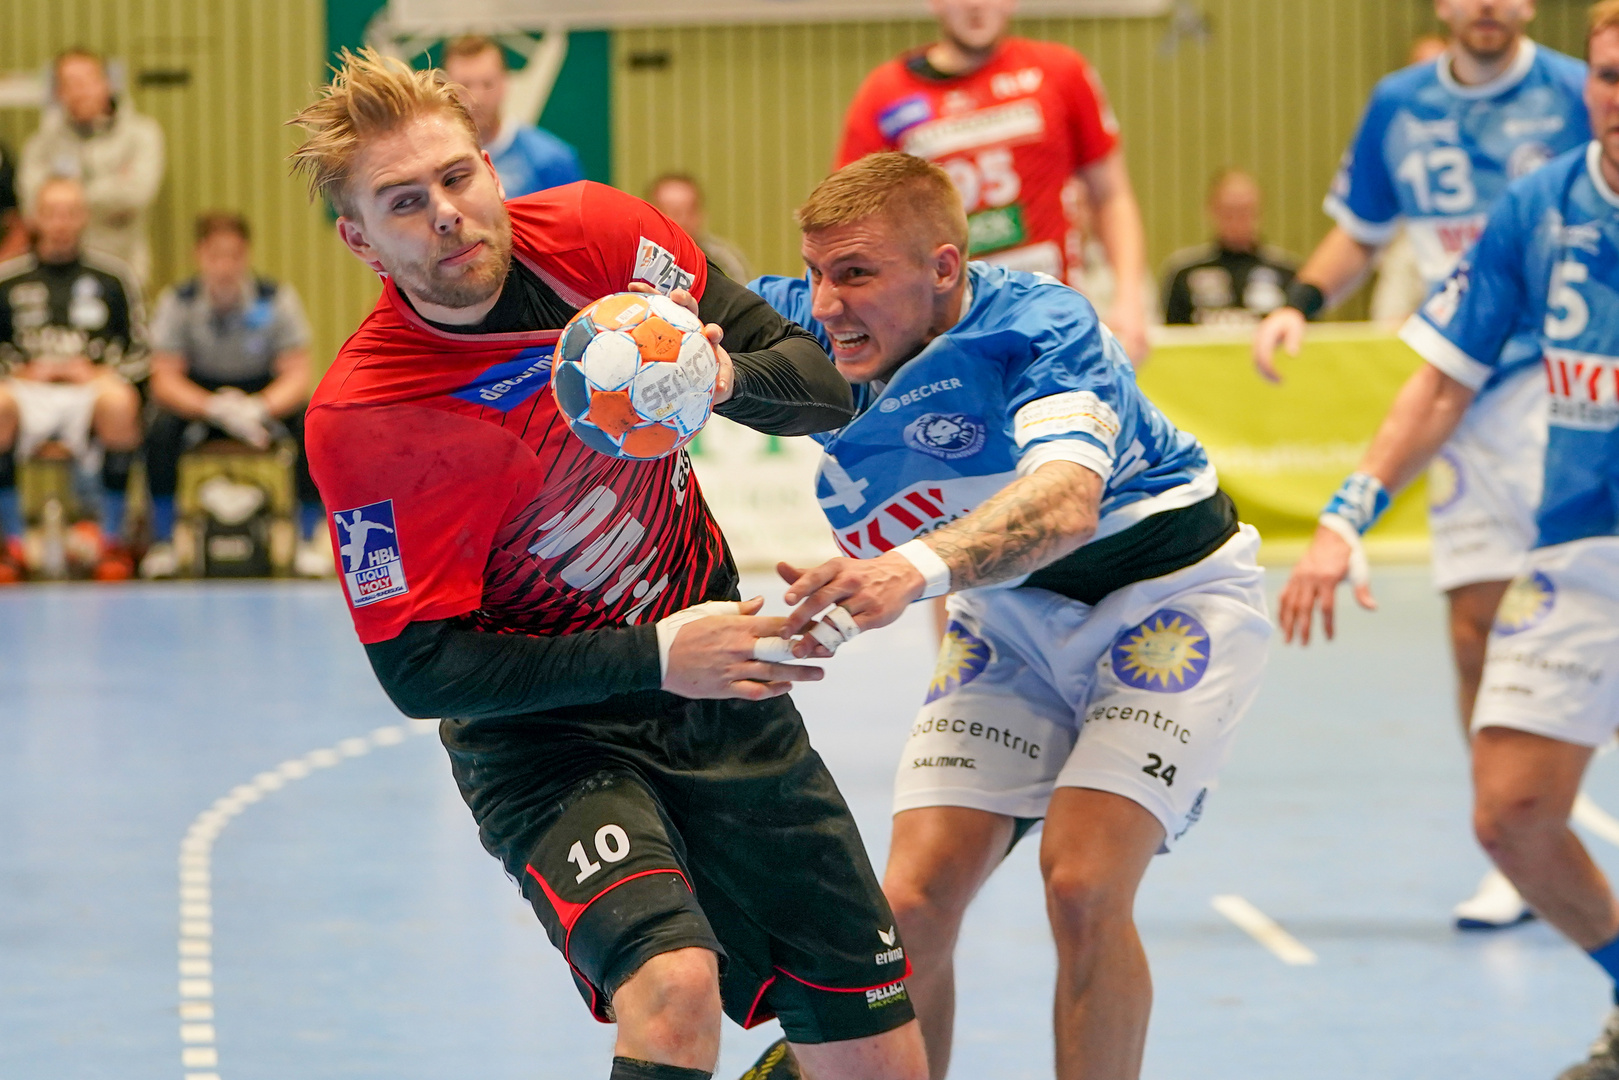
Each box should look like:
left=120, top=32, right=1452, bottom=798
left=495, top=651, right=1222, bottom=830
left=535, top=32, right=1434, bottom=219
left=924, top=461, right=1102, bottom=591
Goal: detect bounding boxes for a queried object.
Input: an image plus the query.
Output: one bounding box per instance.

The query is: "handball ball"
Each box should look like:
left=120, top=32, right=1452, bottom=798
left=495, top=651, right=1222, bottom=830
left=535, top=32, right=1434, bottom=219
left=553, top=292, right=719, bottom=460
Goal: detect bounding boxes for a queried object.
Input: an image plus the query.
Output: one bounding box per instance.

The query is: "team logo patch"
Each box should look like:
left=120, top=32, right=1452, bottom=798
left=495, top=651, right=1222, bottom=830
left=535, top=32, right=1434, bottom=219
left=334, top=500, right=407, bottom=607
left=1494, top=571, right=1556, bottom=635
left=1508, top=141, right=1553, bottom=180
left=633, top=237, right=696, bottom=295
left=904, top=413, right=986, bottom=461
left=1110, top=609, right=1211, bottom=693
left=925, top=620, right=992, bottom=703
left=451, top=346, right=554, bottom=412
left=1428, top=449, right=1465, bottom=512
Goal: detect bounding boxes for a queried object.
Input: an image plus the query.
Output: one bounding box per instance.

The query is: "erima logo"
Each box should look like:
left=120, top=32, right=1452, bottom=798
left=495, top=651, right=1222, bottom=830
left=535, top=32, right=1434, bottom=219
left=875, top=926, right=905, bottom=965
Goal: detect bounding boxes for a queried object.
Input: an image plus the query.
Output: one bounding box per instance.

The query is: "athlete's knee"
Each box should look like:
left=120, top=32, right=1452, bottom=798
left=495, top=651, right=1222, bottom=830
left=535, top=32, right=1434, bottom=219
left=1473, top=781, right=1564, bottom=855
left=883, top=870, right=970, bottom=944
left=612, top=947, right=722, bottom=1050
left=93, top=382, right=142, bottom=449
left=1042, top=864, right=1131, bottom=944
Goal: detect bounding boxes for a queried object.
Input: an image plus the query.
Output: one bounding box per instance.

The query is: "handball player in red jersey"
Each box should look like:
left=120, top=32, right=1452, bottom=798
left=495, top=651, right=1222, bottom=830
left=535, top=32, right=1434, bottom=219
left=287, top=49, right=927, bottom=1080
left=836, top=0, right=1150, bottom=360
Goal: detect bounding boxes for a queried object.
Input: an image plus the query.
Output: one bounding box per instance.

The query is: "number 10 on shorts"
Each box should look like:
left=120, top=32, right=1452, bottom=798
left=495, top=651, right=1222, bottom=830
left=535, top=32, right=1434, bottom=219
left=568, top=824, right=632, bottom=882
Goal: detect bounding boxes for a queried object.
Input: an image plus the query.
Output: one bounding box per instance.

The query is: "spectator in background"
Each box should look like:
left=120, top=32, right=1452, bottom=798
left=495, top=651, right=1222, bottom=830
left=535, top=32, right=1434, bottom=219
left=1061, top=176, right=1158, bottom=332
left=1161, top=168, right=1299, bottom=326
left=142, top=212, right=325, bottom=579
left=1370, top=33, right=1454, bottom=322
left=836, top=0, right=1152, bottom=361
left=19, top=48, right=165, bottom=287
left=0, top=176, right=145, bottom=582
left=441, top=35, right=584, bottom=198
left=646, top=172, right=751, bottom=281
left=0, top=142, right=26, bottom=262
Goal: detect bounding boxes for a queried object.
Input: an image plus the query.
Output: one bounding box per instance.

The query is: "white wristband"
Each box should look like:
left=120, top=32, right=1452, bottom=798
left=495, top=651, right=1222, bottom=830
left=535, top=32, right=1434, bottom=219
left=654, top=600, right=743, bottom=679
left=894, top=539, right=951, bottom=600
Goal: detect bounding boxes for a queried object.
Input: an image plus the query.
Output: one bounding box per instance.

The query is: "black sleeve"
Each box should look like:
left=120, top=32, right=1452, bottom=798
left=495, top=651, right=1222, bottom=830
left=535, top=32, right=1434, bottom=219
left=698, top=265, right=854, bottom=436
left=1162, top=267, right=1194, bottom=325
left=364, top=618, right=662, bottom=721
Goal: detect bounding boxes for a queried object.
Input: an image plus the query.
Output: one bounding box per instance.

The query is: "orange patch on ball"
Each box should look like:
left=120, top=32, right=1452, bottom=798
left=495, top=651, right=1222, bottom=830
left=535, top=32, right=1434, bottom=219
left=620, top=423, right=681, bottom=458
left=587, top=389, right=641, bottom=439
left=589, top=294, right=649, bottom=328
left=631, top=316, right=683, bottom=362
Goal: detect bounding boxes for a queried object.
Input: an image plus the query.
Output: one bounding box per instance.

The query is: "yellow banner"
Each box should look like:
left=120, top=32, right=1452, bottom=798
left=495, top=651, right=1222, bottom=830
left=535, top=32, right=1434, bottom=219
left=1136, top=324, right=1430, bottom=560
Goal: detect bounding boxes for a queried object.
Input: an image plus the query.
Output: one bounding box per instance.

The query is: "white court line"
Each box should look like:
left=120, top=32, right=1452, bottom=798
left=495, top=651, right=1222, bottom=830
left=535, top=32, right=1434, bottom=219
left=1574, top=793, right=1619, bottom=848
left=1210, top=894, right=1318, bottom=966
left=173, top=717, right=438, bottom=1080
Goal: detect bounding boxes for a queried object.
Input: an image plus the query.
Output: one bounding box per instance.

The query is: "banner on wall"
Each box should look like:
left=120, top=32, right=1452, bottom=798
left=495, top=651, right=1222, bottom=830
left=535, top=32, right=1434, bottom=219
left=692, top=324, right=1432, bottom=570
left=388, top=0, right=1171, bottom=32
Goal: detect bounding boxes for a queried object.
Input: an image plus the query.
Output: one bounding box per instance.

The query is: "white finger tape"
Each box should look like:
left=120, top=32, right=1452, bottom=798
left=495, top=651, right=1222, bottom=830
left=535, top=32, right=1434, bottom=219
left=752, top=637, right=797, bottom=663
left=821, top=605, right=862, bottom=643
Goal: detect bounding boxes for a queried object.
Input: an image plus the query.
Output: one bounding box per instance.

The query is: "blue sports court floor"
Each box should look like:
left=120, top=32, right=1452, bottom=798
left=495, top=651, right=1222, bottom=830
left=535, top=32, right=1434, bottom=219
left=5, top=567, right=1619, bottom=1080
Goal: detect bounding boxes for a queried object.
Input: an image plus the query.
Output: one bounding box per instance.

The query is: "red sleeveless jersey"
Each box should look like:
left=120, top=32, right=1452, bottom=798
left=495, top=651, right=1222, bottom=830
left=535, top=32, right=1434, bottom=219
left=307, top=182, right=731, bottom=645
left=837, top=37, right=1119, bottom=281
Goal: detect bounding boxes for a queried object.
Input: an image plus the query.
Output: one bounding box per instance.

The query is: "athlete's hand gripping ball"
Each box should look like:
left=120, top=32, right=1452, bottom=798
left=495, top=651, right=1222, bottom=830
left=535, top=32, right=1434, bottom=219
left=553, top=289, right=721, bottom=459
left=625, top=282, right=735, bottom=405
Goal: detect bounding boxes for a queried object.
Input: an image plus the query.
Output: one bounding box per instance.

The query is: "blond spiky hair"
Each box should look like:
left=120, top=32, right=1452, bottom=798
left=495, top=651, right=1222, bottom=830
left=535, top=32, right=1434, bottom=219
left=286, top=47, right=478, bottom=216
left=796, top=153, right=969, bottom=259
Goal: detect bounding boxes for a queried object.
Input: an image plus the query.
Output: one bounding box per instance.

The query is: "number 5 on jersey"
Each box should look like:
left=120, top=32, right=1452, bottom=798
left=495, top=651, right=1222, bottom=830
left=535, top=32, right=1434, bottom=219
left=568, top=823, right=632, bottom=883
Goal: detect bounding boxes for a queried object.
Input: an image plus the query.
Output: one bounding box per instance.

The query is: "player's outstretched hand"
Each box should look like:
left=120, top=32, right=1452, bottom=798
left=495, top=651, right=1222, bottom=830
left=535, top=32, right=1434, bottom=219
left=1276, top=524, right=1378, bottom=646
left=1252, top=306, right=1306, bottom=384
left=661, top=596, right=824, bottom=700
left=627, top=281, right=734, bottom=403
left=777, top=554, right=924, bottom=645
left=1106, top=303, right=1151, bottom=366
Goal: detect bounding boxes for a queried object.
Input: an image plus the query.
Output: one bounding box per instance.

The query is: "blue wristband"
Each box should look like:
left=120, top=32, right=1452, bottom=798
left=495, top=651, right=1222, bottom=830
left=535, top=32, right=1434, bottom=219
left=1322, top=472, right=1390, bottom=535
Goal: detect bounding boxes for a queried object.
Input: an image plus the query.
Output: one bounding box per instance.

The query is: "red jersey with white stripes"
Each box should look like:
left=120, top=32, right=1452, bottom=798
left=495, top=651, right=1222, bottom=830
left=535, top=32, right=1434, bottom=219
left=837, top=37, right=1119, bottom=281
left=306, top=183, right=730, bottom=645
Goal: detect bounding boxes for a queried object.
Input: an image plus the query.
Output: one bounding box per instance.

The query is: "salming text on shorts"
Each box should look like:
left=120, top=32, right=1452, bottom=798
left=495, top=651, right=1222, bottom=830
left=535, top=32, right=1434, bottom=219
left=1473, top=537, right=1619, bottom=747
left=441, top=690, right=916, bottom=1044
left=895, top=525, right=1271, bottom=849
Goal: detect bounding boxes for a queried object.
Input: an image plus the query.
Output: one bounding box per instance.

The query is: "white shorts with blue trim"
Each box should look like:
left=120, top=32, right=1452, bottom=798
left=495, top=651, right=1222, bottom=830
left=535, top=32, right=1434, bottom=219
left=1428, top=366, right=1545, bottom=592
left=1472, top=538, right=1619, bottom=748
left=893, top=526, right=1271, bottom=850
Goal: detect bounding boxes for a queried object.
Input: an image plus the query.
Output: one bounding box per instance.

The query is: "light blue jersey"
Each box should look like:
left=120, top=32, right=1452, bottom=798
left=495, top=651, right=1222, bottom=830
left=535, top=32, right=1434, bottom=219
left=1330, top=41, right=1588, bottom=286
left=1403, top=144, right=1619, bottom=549
left=750, top=262, right=1216, bottom=560
left=488, top=124, right=584, bottom=198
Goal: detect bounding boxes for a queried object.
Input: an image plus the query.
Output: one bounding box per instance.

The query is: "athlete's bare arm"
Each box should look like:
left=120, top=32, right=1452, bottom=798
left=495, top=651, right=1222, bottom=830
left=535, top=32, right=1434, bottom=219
left=1278, top=363, right=1475, bottom=644
left=1251, top=226, right=1378, bottom=382
left=778, top=461, right=1101, bottom=637
left=1078, top=151, right=1150, bottom=364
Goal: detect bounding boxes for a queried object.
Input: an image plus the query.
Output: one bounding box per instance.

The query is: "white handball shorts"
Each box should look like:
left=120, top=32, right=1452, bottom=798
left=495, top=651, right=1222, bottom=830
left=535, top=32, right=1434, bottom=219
left=8, top=378, right=102, bottom=461
left=1427, top=366, right=1545, bottom=593
left=894, top=525, right=1271, bottom=850
left=1472, top=537, right=1619, bottom=748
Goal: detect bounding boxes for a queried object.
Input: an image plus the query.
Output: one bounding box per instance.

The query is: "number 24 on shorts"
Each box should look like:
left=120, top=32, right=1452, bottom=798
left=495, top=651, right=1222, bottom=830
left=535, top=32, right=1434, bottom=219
left=568, top=824, right=633, bottom=883
left=1142, top=754, right=1176, bottom=787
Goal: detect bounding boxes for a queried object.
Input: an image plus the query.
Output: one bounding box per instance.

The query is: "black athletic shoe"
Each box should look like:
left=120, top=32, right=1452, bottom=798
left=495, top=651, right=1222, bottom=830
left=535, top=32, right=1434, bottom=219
left=1558, top=1009, right=1619, bottom=1079
left=739, top=1039, right=802, bottom=1080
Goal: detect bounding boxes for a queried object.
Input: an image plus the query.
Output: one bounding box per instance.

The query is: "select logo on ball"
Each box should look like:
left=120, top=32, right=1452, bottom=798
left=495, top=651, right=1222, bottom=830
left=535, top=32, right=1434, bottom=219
left=552, top=292, right=719, bottom=460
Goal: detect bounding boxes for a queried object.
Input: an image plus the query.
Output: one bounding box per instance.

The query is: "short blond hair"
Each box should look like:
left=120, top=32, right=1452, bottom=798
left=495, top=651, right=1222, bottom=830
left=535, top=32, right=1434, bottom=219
left=287, top=47, right=478, bottom=216
left=796, top=153, right=969, bottom=260
left=1593, top=0, right=1619, bottom=54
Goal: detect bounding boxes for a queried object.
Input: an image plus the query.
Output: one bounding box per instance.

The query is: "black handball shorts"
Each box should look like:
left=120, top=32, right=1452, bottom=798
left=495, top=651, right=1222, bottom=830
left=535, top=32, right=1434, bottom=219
left=440, top=689, right=915, bottom=1045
